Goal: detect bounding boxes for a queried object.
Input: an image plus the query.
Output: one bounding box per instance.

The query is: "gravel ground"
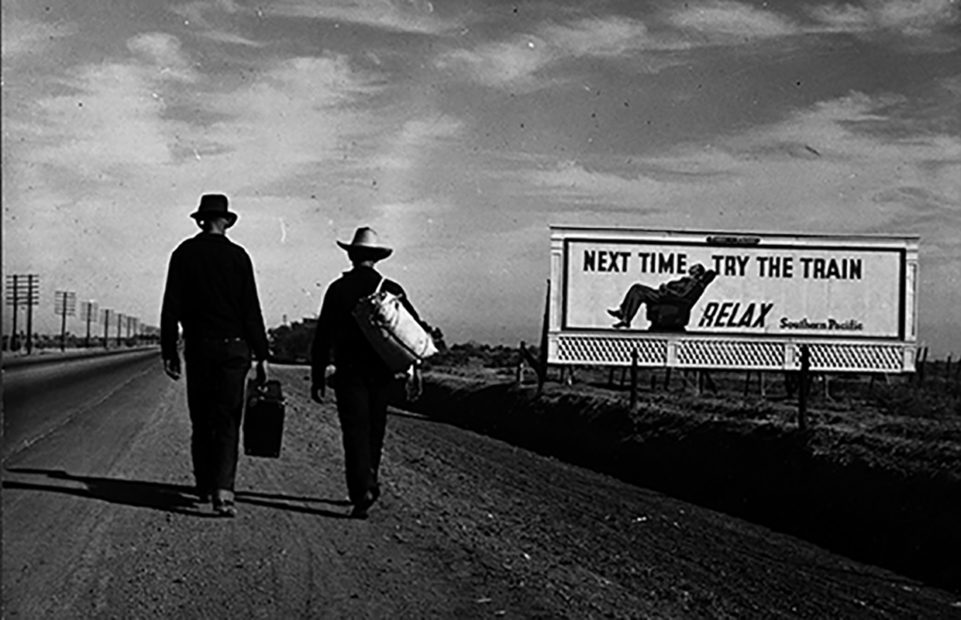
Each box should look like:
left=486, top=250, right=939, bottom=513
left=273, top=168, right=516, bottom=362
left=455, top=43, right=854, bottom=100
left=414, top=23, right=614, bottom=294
left=3, top=361, right=959, bottom=618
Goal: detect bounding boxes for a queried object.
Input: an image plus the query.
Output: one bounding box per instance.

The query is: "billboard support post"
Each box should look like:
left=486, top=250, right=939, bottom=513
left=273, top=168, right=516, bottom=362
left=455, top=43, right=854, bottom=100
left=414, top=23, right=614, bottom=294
left=916, top=346, right=929, bottom=388
left=629, top=348, right=639, bottom=409
left=537, top=279, right=550, bottom=395
left=798, top=345, right=811, bottom=431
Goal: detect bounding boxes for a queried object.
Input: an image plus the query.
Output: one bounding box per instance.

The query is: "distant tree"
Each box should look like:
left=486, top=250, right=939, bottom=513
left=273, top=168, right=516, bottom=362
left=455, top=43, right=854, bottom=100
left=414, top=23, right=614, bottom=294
left=269, top=320, right=315, bottom=364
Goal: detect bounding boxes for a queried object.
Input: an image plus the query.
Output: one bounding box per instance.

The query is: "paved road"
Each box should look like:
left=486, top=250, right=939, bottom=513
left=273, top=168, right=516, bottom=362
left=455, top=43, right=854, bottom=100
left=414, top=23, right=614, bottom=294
left=2, top=357, right=959, bottom=618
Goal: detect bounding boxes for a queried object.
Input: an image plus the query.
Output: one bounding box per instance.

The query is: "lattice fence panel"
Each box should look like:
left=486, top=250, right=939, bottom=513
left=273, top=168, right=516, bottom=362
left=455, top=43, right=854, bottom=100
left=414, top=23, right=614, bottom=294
left=793, top=343, right=905, bottom=372
left=556, top=335, right=667, bottom=366
left=676, top=340, right=784, bottom=369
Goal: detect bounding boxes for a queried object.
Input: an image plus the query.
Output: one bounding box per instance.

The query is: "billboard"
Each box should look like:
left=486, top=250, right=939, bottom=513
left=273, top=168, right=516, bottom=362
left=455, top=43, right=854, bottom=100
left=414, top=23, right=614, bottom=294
left=549, top=227, right=919, bottom=372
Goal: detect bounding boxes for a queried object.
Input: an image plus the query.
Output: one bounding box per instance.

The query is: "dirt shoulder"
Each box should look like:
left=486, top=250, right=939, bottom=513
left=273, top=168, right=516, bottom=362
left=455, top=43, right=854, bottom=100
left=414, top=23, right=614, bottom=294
left=4, top=363, right=959, bottom=618
left=408, top=369, right=961, bottom=594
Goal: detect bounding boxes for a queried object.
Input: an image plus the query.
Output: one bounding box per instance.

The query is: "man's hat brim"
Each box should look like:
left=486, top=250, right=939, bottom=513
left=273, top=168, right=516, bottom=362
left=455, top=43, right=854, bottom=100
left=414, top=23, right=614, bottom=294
left=190, top=211, right=238, bottom=226
left=336, top=241, right=392, bottom=259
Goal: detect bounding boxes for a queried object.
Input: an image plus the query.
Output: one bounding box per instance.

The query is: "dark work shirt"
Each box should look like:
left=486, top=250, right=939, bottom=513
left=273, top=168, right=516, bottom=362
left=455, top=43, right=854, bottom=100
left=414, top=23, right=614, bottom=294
left=160, top=232, right=269, bottom=361
left=310, top=265, right=423, bottom=384
left=658, top=270, right=717, bottom=304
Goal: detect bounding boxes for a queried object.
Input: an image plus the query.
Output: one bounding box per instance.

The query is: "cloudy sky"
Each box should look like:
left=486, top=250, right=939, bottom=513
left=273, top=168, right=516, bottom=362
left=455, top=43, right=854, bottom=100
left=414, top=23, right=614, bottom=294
left=2, top=0, right=959, bottom=355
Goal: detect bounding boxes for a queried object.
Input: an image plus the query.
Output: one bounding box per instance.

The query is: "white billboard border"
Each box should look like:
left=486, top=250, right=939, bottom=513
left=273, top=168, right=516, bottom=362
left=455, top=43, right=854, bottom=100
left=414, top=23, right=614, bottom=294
left=547, top=226, right=920, bottom=374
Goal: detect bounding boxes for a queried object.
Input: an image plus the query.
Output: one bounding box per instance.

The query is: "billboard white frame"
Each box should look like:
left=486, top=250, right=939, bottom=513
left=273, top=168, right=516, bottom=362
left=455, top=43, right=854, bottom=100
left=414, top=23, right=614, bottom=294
left=548, top=226, right=919, bottom=373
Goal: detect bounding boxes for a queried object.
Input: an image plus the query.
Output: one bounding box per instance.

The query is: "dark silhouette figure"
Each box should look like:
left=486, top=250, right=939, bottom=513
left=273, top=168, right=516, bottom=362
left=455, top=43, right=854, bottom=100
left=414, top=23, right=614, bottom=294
left=160, top=194, right=270, bottom=518
left=310, top=227, right=429, bottom=519
left=608, top=263, right=717, bottom=332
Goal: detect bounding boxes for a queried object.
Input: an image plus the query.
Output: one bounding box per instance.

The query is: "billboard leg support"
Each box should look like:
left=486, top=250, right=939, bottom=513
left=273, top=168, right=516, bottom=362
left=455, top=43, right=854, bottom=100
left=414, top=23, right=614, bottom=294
left=536, top=279, right=551, bottom=396
left=798, top=345, right=811, bottom=431
left=629, top=348, right=639, bottom=410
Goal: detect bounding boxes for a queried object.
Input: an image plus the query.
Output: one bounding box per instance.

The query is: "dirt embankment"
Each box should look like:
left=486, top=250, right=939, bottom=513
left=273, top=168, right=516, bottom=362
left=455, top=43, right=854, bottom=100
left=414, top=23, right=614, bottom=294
left=404, top=371, right=961, bottom=594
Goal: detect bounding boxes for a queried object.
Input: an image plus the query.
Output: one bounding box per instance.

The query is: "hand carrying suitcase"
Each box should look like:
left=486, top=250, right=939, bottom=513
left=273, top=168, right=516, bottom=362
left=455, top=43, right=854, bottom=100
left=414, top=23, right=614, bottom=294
left=243, top=379, right=285, bottom=458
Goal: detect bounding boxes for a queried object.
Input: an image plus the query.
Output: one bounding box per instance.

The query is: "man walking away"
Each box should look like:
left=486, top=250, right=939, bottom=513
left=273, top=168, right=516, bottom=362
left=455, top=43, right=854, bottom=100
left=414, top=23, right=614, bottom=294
left=161, top=193, right=269, bottom=517
left=310, top=227, right=429, bottom=519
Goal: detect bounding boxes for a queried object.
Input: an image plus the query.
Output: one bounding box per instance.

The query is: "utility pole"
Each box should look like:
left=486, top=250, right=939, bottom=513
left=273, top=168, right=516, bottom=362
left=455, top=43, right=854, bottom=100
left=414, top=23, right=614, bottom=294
left=81, top=301, right=98, bottom=348
left=4, top=275, right=20, bottom=350
left=6, top=275, right=41, bottom=354
left=54, top=290, right=77, bottom=352
left=25, top=275, right=39, bottom=354
left=125, top=315, right=137, bottom=343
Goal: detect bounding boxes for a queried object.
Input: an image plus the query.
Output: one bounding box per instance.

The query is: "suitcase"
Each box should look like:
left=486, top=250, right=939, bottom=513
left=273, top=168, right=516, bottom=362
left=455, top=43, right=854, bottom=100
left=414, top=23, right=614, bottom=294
left=243, top=379, right=285, bottom=458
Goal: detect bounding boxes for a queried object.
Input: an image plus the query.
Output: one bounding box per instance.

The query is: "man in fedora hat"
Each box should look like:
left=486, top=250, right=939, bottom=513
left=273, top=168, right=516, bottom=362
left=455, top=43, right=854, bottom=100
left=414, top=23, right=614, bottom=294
left=310, top=226, right=429, bottom=518
left=161, top=193, right=270, bottom=517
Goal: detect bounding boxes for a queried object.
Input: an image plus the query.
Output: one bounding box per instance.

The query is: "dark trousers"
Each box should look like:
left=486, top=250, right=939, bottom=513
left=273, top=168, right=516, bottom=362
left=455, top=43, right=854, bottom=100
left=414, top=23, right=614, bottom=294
left=333, top=371, right=392, bottom=504
left=184, top=339, right=251, bottom=493
left=618, top=284, right=662, bottom=322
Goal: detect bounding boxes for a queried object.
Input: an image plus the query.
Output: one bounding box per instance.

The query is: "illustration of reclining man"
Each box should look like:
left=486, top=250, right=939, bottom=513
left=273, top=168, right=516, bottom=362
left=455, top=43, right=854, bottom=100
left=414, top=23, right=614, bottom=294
left=607, top=263, right=717, bottom=331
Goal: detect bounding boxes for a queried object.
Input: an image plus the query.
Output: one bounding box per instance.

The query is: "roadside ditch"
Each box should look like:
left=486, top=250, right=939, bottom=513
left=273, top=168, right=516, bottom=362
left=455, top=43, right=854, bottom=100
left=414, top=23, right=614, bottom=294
left=400, top=372, right=961, bottom=594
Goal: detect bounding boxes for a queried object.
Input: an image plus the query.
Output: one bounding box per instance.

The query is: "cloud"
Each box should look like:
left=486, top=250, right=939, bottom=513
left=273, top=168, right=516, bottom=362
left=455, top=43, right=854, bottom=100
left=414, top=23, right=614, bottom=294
left=197, top=55, right=383, bottom=175
left=505, top=90, right=959, bottom=242
left=201, top=30, right=268, bottom=47
left=808, top=0, right=961, bottom=36
left=28, top=63, right=175, bottom=172
left=15, top=33, right=204, bottom=176
left=520, top=160, right=670, bottom=209
left=665, top=0, right=801, bottom=41
left=435, top=36, right=554, bottom=90
left=126, top=33, right=197, bottom=81
left=368, top=115, right=463, bottom=171
left=0, top=17, right=77, bottom=59
left=435, top=15, right=690, bottom=90
left=540, top=16, right=690, bottom=57
left=263, top=0, right=461, bottom=35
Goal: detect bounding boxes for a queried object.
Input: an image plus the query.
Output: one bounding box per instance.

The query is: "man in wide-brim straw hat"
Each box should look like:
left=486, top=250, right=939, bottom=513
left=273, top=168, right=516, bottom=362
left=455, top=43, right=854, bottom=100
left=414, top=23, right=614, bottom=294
left=335, top=226, right=393, bottom=261
left=160, top=193, right=269, bottom=517
left=310, top=226, right=429, bottom=519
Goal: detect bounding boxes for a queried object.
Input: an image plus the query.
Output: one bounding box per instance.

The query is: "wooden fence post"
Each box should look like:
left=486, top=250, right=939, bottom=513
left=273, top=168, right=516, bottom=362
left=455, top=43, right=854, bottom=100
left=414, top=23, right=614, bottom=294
left=516, top=343, right=525, bottom=385
left=953, top=353, right=961, bottom=395
left=916, top=346, right=928, bottom=388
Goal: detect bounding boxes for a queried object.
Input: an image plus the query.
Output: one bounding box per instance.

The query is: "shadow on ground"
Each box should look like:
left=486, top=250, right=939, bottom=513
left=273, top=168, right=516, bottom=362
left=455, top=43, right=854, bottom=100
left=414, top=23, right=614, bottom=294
left=3, top=468, right=353, bottom=519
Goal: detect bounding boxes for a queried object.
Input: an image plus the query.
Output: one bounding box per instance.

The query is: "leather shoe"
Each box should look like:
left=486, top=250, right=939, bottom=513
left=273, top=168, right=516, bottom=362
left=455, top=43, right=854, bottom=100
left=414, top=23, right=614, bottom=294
left=213, top=489, right=237, bottom=518
left=606, top=308, right=623, bottom=319
left=350, top=490, right=375, bottom=519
